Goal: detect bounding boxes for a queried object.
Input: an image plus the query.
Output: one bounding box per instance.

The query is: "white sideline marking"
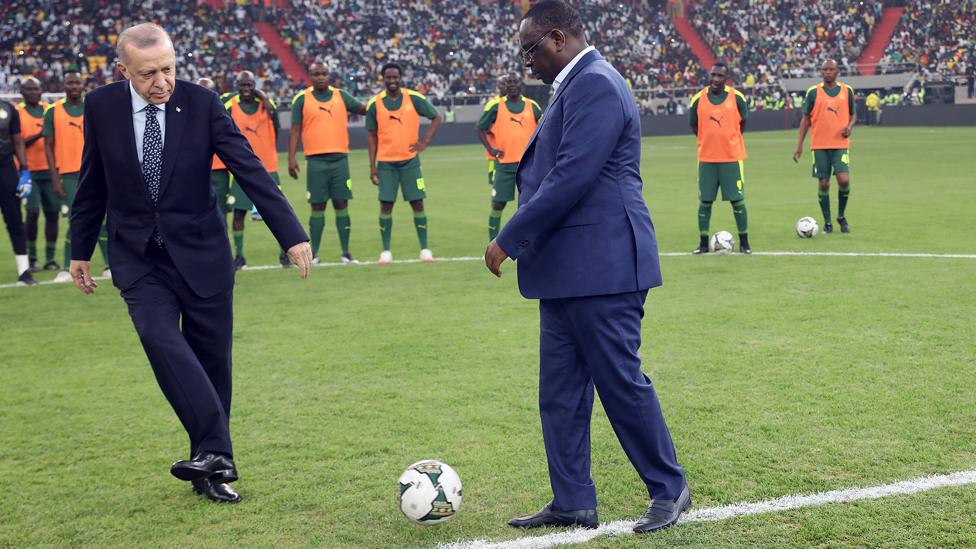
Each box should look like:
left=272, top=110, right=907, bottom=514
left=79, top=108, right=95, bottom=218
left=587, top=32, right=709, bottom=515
left=437, top=470, right=976, bottom=549
left=3, top=251, right=974, bottom=290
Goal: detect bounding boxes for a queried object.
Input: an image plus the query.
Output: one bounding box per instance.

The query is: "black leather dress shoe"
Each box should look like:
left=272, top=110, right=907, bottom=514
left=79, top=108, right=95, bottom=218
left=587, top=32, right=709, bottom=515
left=192, top=478, right=241, bottom=503
left=171, top=452, right=238, bottom=483
left=508, top=502, right=599, bottom=529
left=633, top=485, right=691, bottom=533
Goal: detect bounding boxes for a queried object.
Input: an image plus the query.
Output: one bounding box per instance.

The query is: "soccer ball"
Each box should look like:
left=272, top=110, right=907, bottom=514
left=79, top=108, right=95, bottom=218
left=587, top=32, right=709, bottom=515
left=397, top=460, right=462, bottom=525
left=709, top=231, right=735, bottom=254
left=796, top=216, right=819, bottom=238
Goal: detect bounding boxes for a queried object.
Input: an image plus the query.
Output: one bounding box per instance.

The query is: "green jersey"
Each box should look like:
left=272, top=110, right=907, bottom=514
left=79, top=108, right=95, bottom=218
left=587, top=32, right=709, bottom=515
left=291, top=87, right=364, bottom=125
left=689, top=89, right=748, bottom=127
left=803, top=84, right=855, bottom=116
left=365, top=92, right=439, bottom=131
left=476, top=97, right=543, bottom=131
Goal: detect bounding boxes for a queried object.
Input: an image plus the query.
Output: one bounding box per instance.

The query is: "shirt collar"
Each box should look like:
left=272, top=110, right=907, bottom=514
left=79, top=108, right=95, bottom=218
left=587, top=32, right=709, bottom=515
left=130, top=81, right=167, bottom=113
left=552, top=45, right=595, bottom=93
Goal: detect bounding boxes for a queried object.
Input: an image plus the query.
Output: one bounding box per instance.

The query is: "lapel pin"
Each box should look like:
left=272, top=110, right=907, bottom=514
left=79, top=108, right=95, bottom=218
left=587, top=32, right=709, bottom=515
left=176, top=106, right=182, bottom=113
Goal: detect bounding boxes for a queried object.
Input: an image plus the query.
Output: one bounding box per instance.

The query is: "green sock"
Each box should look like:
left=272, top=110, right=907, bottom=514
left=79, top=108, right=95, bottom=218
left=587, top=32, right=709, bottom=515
left=698, top=201, right=713, bottom=236
left=818, top=189, right=831, bottom=222
left=488, top=209, right=503, bottom=241
left=335, top=208, right=351, bottom=253
left=309, top=210, right=325, bottom=256
left=413, top=211, right=428, bottom=249
left=27, top=240, right=37, bottom=263
left=233, top=230, right=244, bottom=257
left=98, top=223, right=109, bottom=268
left=45, top=241, right=56, bottom=262
left=379, top=214, right=392, bottom=251
left=731, top=200, right=748, bottom=234
left=838, top=186, right=850, bottom=218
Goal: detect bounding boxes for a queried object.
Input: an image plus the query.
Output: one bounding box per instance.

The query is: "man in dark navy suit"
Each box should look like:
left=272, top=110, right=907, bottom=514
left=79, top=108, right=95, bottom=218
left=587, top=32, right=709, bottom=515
left=484, top=1, right=690, bottom=533
left=69, top=23, right=312, bottom=503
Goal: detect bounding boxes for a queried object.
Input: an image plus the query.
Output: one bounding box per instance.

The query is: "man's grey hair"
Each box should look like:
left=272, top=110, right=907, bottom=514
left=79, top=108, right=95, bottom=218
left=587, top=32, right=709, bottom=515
left=116, top=23, right=174, bottom=65
left=19, top=76, right=41, bottom=87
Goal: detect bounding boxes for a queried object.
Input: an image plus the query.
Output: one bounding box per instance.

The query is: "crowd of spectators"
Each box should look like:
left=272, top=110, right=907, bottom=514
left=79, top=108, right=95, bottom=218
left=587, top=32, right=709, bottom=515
left=276, top=0, right=702, bottom=103
left=688, top=0, right=883, bottom=86
left=2, top=0, right=972, bottom=111
left=882, top=0, right=975, bottom=83
left=0, top=1, right=291, bottom=101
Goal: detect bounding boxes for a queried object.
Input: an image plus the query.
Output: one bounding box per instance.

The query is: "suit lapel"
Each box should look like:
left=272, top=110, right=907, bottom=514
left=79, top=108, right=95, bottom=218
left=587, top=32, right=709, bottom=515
left=158, top=81, right=186, bottom=200
left=521, top=50, right=602, bottom=158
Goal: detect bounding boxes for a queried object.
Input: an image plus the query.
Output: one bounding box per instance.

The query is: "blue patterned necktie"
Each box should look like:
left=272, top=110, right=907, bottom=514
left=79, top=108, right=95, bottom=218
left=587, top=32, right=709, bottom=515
left=143, top=104, right=163, bottom=245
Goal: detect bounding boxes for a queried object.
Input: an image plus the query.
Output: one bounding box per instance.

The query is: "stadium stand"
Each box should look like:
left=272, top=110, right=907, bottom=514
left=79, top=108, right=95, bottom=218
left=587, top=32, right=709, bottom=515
left=882, top=0, right=975, bottom=81
left=687, top=0, right=884, bottom=84
left=1, top=0, right=970, bottom=111
left=0, top=1, right=291, bottom=100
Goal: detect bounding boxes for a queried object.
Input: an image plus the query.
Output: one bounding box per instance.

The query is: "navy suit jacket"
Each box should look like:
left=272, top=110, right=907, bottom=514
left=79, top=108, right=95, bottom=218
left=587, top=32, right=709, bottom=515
left=71, top=80, right=307, bottom=298
left=495, top=51, right=662, bottom=300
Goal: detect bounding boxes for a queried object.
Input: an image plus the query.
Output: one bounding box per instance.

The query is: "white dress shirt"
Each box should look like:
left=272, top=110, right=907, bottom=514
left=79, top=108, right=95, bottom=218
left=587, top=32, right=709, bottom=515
left=552, top=45, right=596, bottom=93
left=130, top=81, right=167, bottom=164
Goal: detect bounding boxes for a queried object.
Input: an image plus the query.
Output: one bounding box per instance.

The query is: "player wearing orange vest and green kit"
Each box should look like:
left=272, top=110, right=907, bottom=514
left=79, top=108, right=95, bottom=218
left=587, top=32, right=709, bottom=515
left=482, top=78, right=506, bottom=187
left=366, top=62, right=442, bottom=265
left=476, top=74, right=542, bottom=241
left=289, top=62, right=367, bottom=264
left=793, top=59, right=856, bottom=234
left=689, top=63, right=751, bottom=254
left=17, top=77, right=60, bottom=271
left=225, top=71, right=286, bottom=269
left=43, top=71, right=110, bottom=282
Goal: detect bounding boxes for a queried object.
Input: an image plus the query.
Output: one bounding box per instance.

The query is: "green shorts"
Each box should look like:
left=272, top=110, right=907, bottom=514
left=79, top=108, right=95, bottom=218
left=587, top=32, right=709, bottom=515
left=59, top=172, right=79, bottom=217
left=491, top=162, right=518, bottom=203
left=230, top=171, right=280, bottom=211
left=811, top=149, right=849, bottom=179
left=306, top=154, right=352, bottom=203
left=378, top=157, right=425, bottom=203
left=24, top=171, right=60, bottom=212
left=698, top=161, right=744, bottom=202
left=487, top=159, right=495, bottom=186
left=211, top=169, right=231, bottom=214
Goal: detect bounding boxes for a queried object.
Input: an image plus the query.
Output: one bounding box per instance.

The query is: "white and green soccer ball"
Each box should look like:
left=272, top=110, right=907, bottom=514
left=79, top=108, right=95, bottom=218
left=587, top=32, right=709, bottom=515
left=796, top=216, right=819, bottom=238
left=709, top=231, right=735, bottom=254
left=398, top=460, right=462, bottom=525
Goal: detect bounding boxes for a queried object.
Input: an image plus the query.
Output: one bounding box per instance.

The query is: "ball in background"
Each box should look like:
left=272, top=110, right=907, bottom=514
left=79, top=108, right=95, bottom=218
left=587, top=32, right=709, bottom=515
left=796, top=216, right=819, bottom=238
left=709, top=231, right=735, bottom=254
left=398, top=460, right=463, bottom=525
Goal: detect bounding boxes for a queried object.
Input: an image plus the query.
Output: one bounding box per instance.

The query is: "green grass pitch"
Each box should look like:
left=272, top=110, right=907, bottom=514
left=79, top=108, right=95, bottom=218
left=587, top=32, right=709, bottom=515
left=1, top=127, right=974, bottom=547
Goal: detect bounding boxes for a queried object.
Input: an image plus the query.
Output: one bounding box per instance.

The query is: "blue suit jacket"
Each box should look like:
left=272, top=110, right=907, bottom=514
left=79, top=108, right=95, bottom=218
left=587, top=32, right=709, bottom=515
left=71, top=80, right=307, bottom=298
left=495, top=51, right=662, bottom=299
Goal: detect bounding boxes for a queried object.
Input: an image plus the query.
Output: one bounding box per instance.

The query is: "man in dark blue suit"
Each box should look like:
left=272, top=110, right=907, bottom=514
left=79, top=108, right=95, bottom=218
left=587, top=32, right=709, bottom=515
left=69, top=23, right=312, bottom=503
left=485, top=1, right=690, bottom=533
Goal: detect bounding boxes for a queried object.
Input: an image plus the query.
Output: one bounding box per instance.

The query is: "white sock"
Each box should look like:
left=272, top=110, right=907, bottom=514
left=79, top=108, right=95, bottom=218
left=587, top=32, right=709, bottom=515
left=15, top=254, right=29, bottom=276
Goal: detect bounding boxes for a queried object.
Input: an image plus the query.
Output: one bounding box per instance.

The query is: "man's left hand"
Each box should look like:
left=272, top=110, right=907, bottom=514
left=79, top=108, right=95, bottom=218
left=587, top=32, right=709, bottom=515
left=409, top=140, right=428, bottom=154
left=287, top=241, right=313, bottom=279
left=484, top=240, right=508, bottom=278
left=69, top=260, right=97, bottom=294
left=841, top=127, right=852, bottom=138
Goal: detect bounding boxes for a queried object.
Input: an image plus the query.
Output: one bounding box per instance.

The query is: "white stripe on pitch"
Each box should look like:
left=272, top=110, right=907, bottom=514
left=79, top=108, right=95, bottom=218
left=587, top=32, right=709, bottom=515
left=437, top=470, right=976, bottom=549
left=2, top=250, right=974, bottom=290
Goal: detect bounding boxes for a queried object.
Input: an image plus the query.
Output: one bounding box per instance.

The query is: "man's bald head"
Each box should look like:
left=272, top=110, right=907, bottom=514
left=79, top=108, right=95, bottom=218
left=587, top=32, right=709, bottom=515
left=820, top=59, right=839, bottom=85
left=116, top=23, right=174, bottom=66
left=236, top=71, right=257, bottom=102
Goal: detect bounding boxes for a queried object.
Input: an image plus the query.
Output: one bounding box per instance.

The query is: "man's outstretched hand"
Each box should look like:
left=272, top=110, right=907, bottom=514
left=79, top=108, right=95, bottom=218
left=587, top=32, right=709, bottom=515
left=287, top=241, right=313, bottom=279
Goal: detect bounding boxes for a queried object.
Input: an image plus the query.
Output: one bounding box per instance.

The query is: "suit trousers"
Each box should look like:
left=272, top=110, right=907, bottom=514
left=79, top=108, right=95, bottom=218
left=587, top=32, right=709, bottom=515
left=121, top=243, right=234, bottom=458
left=0, top=162, right=26, bottom=255
left=538, top=290, right=685, bottom=510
